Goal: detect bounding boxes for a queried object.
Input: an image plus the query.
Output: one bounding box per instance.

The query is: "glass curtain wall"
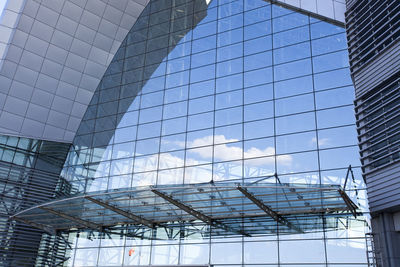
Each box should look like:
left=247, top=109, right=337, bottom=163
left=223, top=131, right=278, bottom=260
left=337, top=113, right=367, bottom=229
left=61, top=0, right=369, bottom=266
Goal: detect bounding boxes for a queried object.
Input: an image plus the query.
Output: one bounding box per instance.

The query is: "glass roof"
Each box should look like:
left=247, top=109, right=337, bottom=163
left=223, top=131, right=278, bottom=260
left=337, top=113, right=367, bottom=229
left=11, top=182, right=359, bottom=237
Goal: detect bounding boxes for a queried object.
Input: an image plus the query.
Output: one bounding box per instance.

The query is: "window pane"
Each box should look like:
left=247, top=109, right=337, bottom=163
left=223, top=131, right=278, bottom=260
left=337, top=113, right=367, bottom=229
left=276, top=112, right=316, bottom=135
left=317, top=106, right=356, bottom=129
left=314, top=68, right=352, bottom=91
left=244, top=20, right=272, bottom=40
left=274, top=58, right=312, bottom=81
left=273, top=12, right=308, bottom=33
left=312, top=33, right=347, bottom=56
left=313, top=50, right=349, bottom=73
left=279, top=240, right=325, bottom=263
left=275, top=75, right=313, bottom=98
left=215, top=106, right=243, bottom=126
left=190, top=80, right=215, bottom=98
left=188, top=112, right=214, bottom=131
left=244, top=83, right=273, bottom=104
left=315, top=86, right=354, bottom=109
left=275, top=93, right=314, bottom=116
left=162, top=117, right=187, bottom=135
left=244, top=35, right=272, bottom=55
left=273, top=26, right=309, bottom=48
left=244, top=241, right=278, bottom=264
left=276, top=131, right=317, bottom=154
left=244, top=101, right=274, bottom=121
left=318, top=125, right=358, bottom=149
left=244, top=119, right=274, bottom=139
left=189, top=96, right=214, bottom=114
left=274, top=42, right=310, bottom=65
left=244, top=51, right=272, bottom=71
left=163, top=101, right=188, bottom=119
left=244, top=67, right=273, bottom=87
left=211, top=242, right=242, bottom=264
left=216, top=90, right=243, bottom=109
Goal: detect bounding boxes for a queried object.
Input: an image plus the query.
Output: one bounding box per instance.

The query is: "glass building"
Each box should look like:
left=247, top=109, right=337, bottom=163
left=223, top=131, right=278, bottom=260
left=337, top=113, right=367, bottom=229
left=0, top=0, right=373, bottom=266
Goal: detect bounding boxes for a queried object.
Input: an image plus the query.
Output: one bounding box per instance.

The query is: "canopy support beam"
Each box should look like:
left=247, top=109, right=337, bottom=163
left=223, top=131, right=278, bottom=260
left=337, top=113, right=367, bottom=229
left=12, top=216, right=57, bottom=236
left=85, top=196, right=155, bottom=228
left=40, top=207, right=102, bottom=231
left=338, top=189, right=358, bottom=218
left=151, top=188, right=250, bottom=237
left=237, top=186, right=303, bottom=233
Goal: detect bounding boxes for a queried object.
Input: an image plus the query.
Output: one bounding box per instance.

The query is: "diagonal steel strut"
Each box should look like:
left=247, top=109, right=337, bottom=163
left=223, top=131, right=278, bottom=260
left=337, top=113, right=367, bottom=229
left=237, top=186, right=303, bottom=233
left=40, top=207, right=102, bottom=231
left=151, top=188, right=250, bottom=237
left=338, top=189, right=358, bottom=218
left=85, top=196, right=155, bottom=228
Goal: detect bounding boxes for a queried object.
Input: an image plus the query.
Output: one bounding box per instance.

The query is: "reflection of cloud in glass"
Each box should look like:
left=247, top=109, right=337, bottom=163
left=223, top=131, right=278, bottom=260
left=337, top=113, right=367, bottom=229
left=88, top=134, right=294, bottom=188
left=188, top=135, right=292, bottom=166
left=311, top=136, right=330, bottom=146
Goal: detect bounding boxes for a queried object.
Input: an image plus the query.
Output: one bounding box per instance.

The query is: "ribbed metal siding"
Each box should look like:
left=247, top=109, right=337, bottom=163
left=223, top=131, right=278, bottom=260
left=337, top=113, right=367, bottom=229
left=346, top=0, right=400, bottom=74
left=366, top=163, right=400, bottom=213
left=346, top=0, right=400, bottom=214
left=352, top=40, right=400, bottom=97
left=355, top=71, right=400, bottom=175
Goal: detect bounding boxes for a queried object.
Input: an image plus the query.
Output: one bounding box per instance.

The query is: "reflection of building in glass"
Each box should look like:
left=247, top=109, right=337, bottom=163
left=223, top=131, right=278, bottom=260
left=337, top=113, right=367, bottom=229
left=0, top=0, right=376, bottom=266
left=0, top=136, right=70, bottom=266
left=346, top=0, right=400, bottom=265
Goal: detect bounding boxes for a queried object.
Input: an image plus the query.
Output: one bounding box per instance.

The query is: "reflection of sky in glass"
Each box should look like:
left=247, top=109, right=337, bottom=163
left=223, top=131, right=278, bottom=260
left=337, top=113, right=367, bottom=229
left=71, top=0, right=362, bottom=192
left=0, top=0, right=6, bottom=19
left=62, top=1, right=369, bottom=265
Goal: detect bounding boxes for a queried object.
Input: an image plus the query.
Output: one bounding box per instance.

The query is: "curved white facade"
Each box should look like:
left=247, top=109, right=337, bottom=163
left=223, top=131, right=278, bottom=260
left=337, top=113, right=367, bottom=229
left=0, top=0, right=148, bottom=142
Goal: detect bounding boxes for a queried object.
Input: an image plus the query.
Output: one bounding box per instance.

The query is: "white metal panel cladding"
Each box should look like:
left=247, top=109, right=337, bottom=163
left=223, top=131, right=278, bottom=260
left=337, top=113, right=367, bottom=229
left=270, top=0, right=345, bottom=25
left=0, top=0, right=149, bottom=143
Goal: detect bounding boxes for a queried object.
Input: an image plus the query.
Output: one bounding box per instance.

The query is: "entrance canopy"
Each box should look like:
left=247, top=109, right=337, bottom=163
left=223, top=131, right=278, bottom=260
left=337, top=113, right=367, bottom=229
left=11, top=182, right=359, bottom=237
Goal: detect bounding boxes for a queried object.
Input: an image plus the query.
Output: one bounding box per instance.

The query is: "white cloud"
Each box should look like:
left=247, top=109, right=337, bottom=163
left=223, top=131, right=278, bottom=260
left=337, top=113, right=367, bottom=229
left=311, top=137, right=330, bottom=146
left=188, top=135, right=292, bottom=166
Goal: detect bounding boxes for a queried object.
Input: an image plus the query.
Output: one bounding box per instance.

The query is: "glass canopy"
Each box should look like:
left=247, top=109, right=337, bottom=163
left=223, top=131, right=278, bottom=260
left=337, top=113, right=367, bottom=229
left=11, top=182, right=358, bottom=237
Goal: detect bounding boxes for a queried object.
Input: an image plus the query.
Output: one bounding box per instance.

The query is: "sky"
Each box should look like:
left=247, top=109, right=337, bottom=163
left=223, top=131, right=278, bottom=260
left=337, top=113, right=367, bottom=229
left=0, top=0, right=6, bottom=19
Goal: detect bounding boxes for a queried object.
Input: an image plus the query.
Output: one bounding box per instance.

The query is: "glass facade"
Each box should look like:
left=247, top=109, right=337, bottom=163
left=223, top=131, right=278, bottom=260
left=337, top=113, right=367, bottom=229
left=59, top=0, right=369, bottom=266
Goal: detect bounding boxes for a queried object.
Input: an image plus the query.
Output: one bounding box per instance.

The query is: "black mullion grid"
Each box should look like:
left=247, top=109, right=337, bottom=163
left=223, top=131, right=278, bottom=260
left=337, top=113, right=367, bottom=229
left=211, top=0, right=219, bottom=186
left=174, top=1, right=196, bottom=264
left=136, top=4, right=156, bottom=265
left=182, top=2, right=195, bottom=187
left=208, top=0, right=218, bottom=257
left=63, top=3, right=366, bottom=266
left=154, top=10, right=173, bottom=187
left=104, top=37, right=128, bottom=202
left=119, top=27, right=344, bottom=74
left=270, top=4, right=281, bottom=266
left=91, top=55, right=351, bottom=115
left=98, top=101, right=355, bottom=145
left=307, top=15, right=329, bottom=267
left=55, top=114, right=360, bottom=168
left=241, top=3, right=245, bottom=266
left=100, top=21, right=344, bottom=85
